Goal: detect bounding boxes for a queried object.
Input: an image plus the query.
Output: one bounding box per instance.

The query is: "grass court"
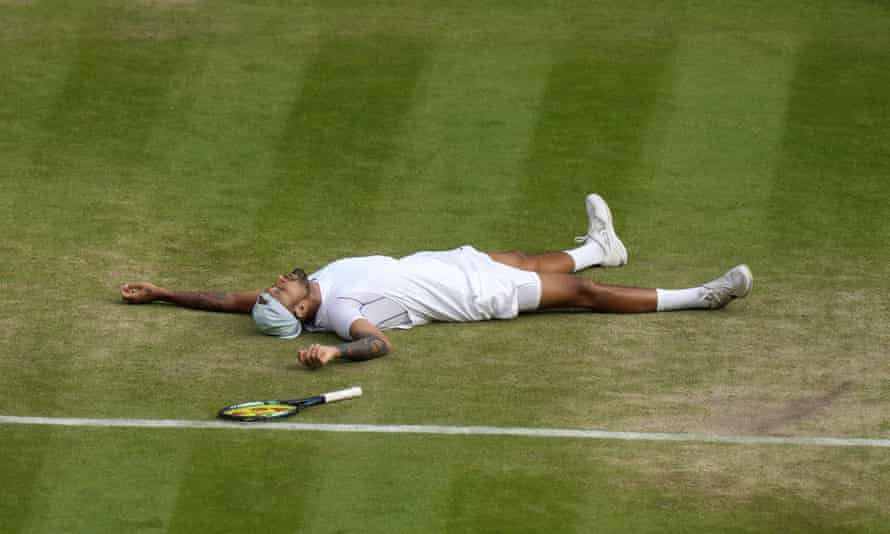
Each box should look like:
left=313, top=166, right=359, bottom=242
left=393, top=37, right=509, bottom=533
left=1, top=1, right=889, bottom=532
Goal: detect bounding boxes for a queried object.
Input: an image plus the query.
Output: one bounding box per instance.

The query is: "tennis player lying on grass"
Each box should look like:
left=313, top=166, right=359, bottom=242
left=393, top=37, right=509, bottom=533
left=121, top=194, right=752, bottom=369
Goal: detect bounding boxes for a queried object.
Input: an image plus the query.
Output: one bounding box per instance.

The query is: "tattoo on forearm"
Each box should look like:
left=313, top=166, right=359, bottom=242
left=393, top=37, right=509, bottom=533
left=336, top=336, right=390, bottom=361
left=167, top=291, right=230, bottom=312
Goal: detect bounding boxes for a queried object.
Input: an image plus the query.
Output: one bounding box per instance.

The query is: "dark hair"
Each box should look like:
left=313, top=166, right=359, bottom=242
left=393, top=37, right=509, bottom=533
left=289, top=268, right=310, bottom=292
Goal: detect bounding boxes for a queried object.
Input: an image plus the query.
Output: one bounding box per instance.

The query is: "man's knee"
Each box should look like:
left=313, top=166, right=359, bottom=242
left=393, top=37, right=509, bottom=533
left=578, top=279, right=604, bottom=308
left=539, top=274, right=600, bottom=309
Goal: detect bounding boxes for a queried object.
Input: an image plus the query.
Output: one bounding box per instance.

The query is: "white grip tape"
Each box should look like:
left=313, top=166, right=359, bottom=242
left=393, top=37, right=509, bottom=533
left=323, top=386, right=363, bottom=403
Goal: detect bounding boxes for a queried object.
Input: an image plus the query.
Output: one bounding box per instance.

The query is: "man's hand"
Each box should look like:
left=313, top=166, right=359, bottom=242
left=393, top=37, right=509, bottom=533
left=294, top=320, right=393, bottom=370
left=121, top=282, right=165, bottom=304
left=297, top=344, right=340, bottom=369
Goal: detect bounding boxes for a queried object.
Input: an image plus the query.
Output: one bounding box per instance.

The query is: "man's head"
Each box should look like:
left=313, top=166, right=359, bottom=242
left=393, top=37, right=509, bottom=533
left=252, top=268, right=312, bottom=339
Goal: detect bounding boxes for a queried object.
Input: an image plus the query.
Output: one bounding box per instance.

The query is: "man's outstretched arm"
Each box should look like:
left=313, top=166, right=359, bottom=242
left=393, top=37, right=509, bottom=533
left=297, top=319, right=392, bottom=369
left=121, top=282, right=261, bottom=314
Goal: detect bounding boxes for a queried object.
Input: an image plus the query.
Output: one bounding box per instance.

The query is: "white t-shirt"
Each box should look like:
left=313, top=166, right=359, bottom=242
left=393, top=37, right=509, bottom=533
left=303, top=246, right=540, bottom=340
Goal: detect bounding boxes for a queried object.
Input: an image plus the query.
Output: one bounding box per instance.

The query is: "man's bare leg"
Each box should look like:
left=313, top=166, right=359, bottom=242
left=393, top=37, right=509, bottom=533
left=487, top=251, right=576, bottom=274
left=534, top=265, right=754, bottom=313
left=537, top=273, right=657, bottom=312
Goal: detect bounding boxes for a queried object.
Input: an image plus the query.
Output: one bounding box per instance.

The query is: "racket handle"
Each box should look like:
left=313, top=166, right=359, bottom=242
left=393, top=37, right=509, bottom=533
left=323, top=386, right=362, bottom=403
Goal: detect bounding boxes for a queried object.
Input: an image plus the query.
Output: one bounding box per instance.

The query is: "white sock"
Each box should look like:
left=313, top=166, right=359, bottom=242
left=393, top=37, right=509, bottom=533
left=656, top=287, right=707, bottom=312
left=565, top=242, right=605, bottom=272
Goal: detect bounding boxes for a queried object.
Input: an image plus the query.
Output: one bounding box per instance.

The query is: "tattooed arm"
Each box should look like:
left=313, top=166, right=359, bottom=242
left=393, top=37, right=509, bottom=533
left=120, top=282, right=260, bottom=314
left=297, top=319, right=392, bottom=369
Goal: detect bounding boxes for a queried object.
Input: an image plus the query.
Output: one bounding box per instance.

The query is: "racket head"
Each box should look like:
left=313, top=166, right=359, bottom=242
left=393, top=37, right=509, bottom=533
left=218, top=400, right=303, bottom=422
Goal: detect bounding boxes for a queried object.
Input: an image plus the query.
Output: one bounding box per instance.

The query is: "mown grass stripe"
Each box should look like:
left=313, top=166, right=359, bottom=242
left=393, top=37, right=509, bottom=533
left=518, top=31, right=677, bottom=236
left=766, top=34, right=890, bottom=264
left=252, top=31, right=431, bottom=258
left=352, top=29, right=555, bottom=254
left=3, top=7, right=202, bottom=533
left=2, top=416, right=888, bottom=448
left=610, top=29, right=801, bottom=278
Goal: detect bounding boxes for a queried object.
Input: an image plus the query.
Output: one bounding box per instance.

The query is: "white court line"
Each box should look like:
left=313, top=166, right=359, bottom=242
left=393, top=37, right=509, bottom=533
left=1, top=415, right=889, bottom=448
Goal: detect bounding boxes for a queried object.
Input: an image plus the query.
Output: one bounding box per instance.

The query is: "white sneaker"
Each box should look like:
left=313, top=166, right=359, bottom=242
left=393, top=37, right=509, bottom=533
left=574, top=193, right=628, bottom=267
left=702, top=264, right=753, bottom=309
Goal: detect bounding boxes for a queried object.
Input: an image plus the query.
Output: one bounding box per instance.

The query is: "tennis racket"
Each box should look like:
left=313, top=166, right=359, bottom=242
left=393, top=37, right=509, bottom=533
left=218, top=386, right=362, bottom=422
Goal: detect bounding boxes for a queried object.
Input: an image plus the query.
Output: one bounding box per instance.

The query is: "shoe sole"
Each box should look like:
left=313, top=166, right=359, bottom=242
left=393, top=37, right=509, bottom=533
left=585, top=194, right=628, bottom=266
left=732, top=264, right=754, bottom=298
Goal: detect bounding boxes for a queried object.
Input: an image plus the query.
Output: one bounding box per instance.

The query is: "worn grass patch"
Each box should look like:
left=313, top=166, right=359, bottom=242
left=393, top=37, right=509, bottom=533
left=606, top=442, right=890, bottom=524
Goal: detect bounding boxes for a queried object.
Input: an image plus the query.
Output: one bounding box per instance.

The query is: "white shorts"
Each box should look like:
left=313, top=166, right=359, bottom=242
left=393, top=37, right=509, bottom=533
left=400, top=245, right=542, bottom=321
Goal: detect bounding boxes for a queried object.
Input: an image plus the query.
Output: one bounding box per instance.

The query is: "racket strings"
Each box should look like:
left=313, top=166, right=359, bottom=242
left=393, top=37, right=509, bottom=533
left=224, top=404, right=297, bottom=418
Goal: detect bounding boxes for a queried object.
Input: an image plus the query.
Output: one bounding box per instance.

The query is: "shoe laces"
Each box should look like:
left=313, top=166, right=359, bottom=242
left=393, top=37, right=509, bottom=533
left=702, top=287, right=728, bottom=307
left=702, top=274, right=736, bottom=307
left=574, top=216, right=608, bottom=245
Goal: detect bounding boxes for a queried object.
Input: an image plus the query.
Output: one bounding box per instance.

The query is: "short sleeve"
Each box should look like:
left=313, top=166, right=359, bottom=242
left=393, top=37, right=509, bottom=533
left=325, top=298, right=365, bottom=340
